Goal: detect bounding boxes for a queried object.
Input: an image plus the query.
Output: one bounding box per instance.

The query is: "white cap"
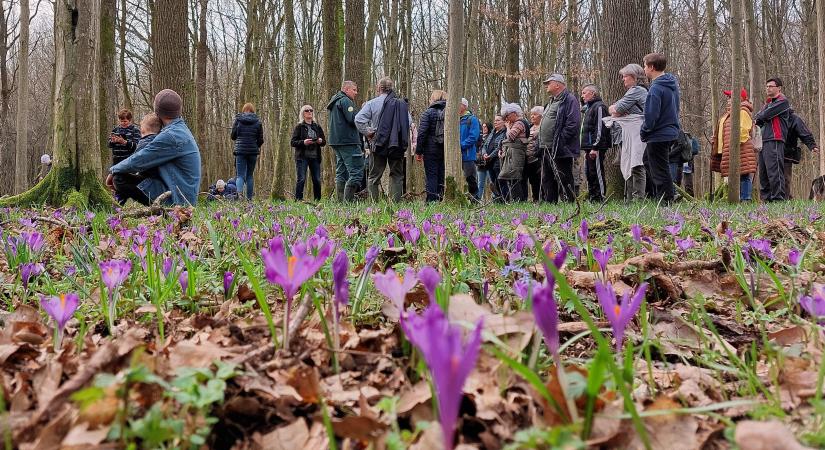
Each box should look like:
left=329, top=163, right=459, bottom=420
left=461, top=98, right=469, bottom=107
left=216, top=179, right=226, bottom=189
left=40, top=154, right=51, bottom=165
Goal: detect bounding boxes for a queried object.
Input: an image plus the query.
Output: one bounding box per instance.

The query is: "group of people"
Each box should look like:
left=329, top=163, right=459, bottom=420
left=98, top=53, right=819, bottom=207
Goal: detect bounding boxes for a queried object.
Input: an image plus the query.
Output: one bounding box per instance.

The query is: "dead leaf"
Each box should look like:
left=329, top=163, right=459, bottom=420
left=734, top=420, right=812, bottom=450
left=410, top=422, right=445, bottom=450
left=769, top=326, right=808, bottom=346
left=330, top=415, right=388, bottom=441
left=18, top=405, right=73, bottom=450
left=255, top=419, right=309, bottom=450
left=61, top=422, right=110, bottom=448
left=168, top=339, right=233, bottom=368
left=287, top=365, right=322, bottom=404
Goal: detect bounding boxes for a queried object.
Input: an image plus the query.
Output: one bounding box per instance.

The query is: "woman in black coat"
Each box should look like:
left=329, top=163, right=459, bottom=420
left=290, top=105, right=326, bottom=201
left=231, top=103, right=265, bottom=199
left=415, top=90, right=447, bottom=202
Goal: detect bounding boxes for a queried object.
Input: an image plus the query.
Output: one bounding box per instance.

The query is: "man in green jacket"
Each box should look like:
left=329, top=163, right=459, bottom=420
left=326, top=81, right=363, bottom=201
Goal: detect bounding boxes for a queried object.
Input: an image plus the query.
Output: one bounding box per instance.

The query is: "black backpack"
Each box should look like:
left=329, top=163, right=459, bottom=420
left=433, top=108, right=445, bottom=145
left=670, top=130, right=694, bottom=163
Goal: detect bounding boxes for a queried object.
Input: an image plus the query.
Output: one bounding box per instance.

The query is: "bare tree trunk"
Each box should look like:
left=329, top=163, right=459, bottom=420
left=743, top=0, right=765, bottom=103
left=463, top=0, right=479, bottom=103
left=322, top=0, right=342, bottom=198
left=504, top=0, right=519, bottom=101
left=365, top=0, right=381, bottom=87
left=818, top=0, right=825, bottom=177
left=14, top=0, right=30, bottom=193
left=118, top=0, right=131, bottom=110
left=196, top=0, right=208, bottom=180
left=444, top=0, right=464, bottom=201
left=99, top=0, right=118, bottom=175
left=151, top=0, right=193, bottom=120
left=706, top=0, right=720, bottom=195
left=2, top=0, right=111, bottom=207
left=563, top=0, right=577, bottom=87
left=0, top=0, right=14, bottom=195
left=345, top=0, right=367, bottom=104
left=728, top=0, right=742, bottom=203
left=600, top=0, right=651, bottom=200
left=271, top=0, right=296, bottom=200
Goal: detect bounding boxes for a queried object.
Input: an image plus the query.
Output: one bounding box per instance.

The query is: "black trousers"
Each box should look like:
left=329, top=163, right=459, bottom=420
left=644, top=140, right=676, bottom=203
left=540, top=153, right=575, bottom=203
left=113, top=173, right=151, bottom=206
left=522, top=160, right=541, bottom=202
left=423, top=156, right=445, bottom=202
left=758, top=141, right=786, bottom=201
left=584, top=148, right=607, bottom=202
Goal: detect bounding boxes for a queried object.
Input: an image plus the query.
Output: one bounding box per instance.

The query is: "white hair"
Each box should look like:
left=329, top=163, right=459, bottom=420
left=500, top=102, right=524, bottom=118
left=216, top=179, right=226, bottom=189
left=529, top=106, right=544, bottom=115
left=461, top=98, right=469, bottom=107
left=40, top=154, right=52, bottom=165
left=619, top=64, right=645, bottom=81
left=297, top=104, right=314, bottom=124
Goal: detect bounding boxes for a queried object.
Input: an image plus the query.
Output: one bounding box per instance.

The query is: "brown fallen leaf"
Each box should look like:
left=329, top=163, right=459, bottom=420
left=18, top=405, right=73, bottom=450
left=398, top=381, right=431, bottom=415
left=255, top=418, right=309, bottom=450
left=410, top=422, right=444, bottom=450
left=734, top=420, right=812, bottom=450
left=61, top=421, right=110, bottom=448
left=768, top=326, right=808, bottom=346
left=330, top=415, right=388, bottom=441
left=168, top=339, right=234, bottom=368
left=287, top=365, right=322, bottom=404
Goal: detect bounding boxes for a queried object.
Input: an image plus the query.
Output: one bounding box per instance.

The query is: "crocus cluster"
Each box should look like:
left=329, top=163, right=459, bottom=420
left=99, top=259, right=132, bottom=331
left=595, top=280, right=648, bottom=352
left=800, top=286, right=825, bottom=324
left=401, top=304, right=482, bottom=450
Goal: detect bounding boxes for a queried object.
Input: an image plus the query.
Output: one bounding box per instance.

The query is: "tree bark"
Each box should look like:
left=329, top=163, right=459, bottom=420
left=706, top=0, right=720, bottom=195
left=271, top=0, right=297, bottom=200
left=151, top=0, right=193, bottom=121
left=2, top=0, right=111, bottom=208
left=322, top=0, right=342, bottom=198
left=99, top=0, right=118, bottom=175
left=118, top=0, right=131, bottom=110
left=743, top=0, right=765, bottom=104
left=504, top=0, right=519, bottom=101
left=444, top=0, right=464, bottom=201
left=818, top=0, right=825, bottom=176
left=345, top=0, right=367, bottom=105
left=364, top=0, right=380, bottom=91
left=196, top=0, right=208, bottom=182
left=728, top=0, right=742, bottom=203
left=600, top=0, right=651, bottom=200
left=14, top=0, right=30, bottom=193
left=0, top=0, right=14, bottom=195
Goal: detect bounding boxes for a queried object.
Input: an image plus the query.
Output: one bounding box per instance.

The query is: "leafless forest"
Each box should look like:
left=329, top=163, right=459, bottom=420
left=0, top=0, right=822, bottom=200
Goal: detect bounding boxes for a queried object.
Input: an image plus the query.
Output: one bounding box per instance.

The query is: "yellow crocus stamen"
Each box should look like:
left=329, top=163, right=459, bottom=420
left=614, top=305, right=621, bottom=317
left=288, top=255, right=297, bottom=278
left=60, top=294, right=66, bottom=309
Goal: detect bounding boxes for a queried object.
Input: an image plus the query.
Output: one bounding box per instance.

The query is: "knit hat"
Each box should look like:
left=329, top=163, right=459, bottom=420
left=153, top=89, right=182, bottom=119
left=40, top=154, right=51, bottom=165
left=723, top=88, right=748, bottom=100
left=216, top=179, right=226, bottom=189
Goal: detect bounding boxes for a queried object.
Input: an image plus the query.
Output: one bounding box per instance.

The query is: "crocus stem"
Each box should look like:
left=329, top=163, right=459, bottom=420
left=553, top=351, right=580, bottom=423
left=53, top=327, right=62, bottom=352
left=332, top=308, right=341, bottom=374
left=527, top=326, right=541, bottom=371
left=107, top=292, right=116, bottom=334
left=283, top=299, right=291, bottom=350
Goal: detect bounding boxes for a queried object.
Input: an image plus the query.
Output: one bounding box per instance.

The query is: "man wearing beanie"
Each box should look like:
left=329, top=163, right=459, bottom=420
left=106, top=89, right=202, bottom=206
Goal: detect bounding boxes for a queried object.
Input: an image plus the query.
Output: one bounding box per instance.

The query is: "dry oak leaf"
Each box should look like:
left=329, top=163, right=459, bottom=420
left=254, top=418, right=310, bottom=450
left=734, top=420, right=812, bottom=450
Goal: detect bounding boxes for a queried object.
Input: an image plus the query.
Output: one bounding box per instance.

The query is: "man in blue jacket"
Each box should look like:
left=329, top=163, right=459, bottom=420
left=641, top=53, right=681, bottom=203
left=326, top=81, right=363, bottom=202
left=106, top=89, right=202, bottom=206
left=459, top=98, right=480, bottom=201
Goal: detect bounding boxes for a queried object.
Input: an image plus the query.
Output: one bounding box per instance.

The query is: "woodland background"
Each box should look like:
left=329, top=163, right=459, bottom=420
left=0, top=0, right=822, bottom=201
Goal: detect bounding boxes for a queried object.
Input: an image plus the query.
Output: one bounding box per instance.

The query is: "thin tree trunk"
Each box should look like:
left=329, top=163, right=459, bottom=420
left=444, top=0, right=464, bottom=201
left=272, top=0, right=296, bottom=200
left=706, top=0, right=720, bottom=195
left=99, top=0, right=118, bottom=175
left=743, top=0, right=765, bottom=104
left=118, top=0, right=131, bottom=110
left=818, top=0, right=825, bottom=176
left=14, top=0, right=30, bottom=193
left=322, top=0, right=342, bottom=198
left=345, top=0, right=367, bottom=104
left=504, top=0, right=519, bottom=101
left=364, top=0, right=380, bottom=89
left=0, top=0, right=14, bottom=195
left=196, top=0, right=208, bottom=178
left=151, top=0, right=193, bottom=120
left=728, top=0, right=742, bottom=203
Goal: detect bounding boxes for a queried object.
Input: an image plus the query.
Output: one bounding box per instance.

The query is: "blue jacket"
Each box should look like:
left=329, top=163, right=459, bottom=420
left=136, top=134, right=157, bottom=152
left=551, top=89, right=582, bottom=158
left=231, top=112, right=264, bottom=155
left=111, top=117, right=202, bottom=206
left=460, top=112, right=480, bottom=161
left=641, top=73, right=681, bottom=143
left=415, top=100, right=446, bottom=159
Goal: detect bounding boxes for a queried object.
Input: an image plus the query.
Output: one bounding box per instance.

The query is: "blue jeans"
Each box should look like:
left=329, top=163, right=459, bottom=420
left=296, top=157, right=322, bottom=200
left=740, top=174, right=753, bottom=201
left=477, top=166, right=500, bottom=201
left=235, top=154, right=258, bottom=199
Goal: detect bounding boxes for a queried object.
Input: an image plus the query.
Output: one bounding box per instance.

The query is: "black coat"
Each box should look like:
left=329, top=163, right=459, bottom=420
left=231, top=112, right=265, bottom=155
left=290, top=121, right=327, bottom=159
left=479, top=128, right=506, bottom=171
left=415, top=100, right=446, bottom=159
left=109, top=124, right=141, bottom=165
left=581, top=98, right=611, bottom=150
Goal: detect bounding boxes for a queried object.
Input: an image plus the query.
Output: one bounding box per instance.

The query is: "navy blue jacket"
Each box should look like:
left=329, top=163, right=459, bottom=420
left=753, top=95, right=791, bottom=143
left=415, top=100, right=446, bottom=159
left=479, top=128, right=506, bottom=171
left=231, top=112, right=264, bottom=155
left=580, top=98, right=610, bottom=150
left=641, top=73, right=681, bottom=143
left=551, top=89, right=582, bottom=158
left=373, top=93, right=410, bottom=158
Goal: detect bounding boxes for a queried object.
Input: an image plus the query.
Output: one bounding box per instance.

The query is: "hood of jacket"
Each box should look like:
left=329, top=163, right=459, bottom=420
left=326, top=91, right=349, bottom=110
left=652, top=73, right=678, bottom=93
left=236, top=112, right=260, bottom=125
left=429, top=100, right=447, bottom=110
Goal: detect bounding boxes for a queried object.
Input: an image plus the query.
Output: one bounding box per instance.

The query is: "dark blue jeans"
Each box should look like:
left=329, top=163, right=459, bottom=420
left=296, top=157, right=322, bottom=200
left=235, top=154, right=258, bottom=199
left=423, top=156, right=445, bottom=202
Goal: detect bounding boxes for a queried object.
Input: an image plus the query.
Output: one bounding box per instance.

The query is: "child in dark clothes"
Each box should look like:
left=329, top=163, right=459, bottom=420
left=108, top=109, right=141, bottom=165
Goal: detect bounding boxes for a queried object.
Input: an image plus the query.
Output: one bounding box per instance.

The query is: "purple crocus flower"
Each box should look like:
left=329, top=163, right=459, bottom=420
left=365, top=245, right=380, bottom=268
left=800, top=286, right=825, bottom=323
left=595, top=280, right=648, bottom=352
left=20, top=262, right=45, bottom=290
left=179, top=270, right=189, bottom=294
left=675, top=236, right=695, bottom=255
left=332, top=250, right=350, bottom=315
left=40, top=293, right=79, bottom=349
left=373, top=267, right=418, bottom=311
left=788, top=248, right=802, bottom=267
left=417, top=266, right=441, bottom=303
left=261, top=236, right=332, bottom=301
left=578, top=219, right=589, bottom=242
left=99, top=260, right=132, bottom=291
left=532, top=282, right=559, bottom=355
left=162, top=257, right=174, bottom=278
left=664, top=221, right=683, bottom=236
left=748, top=238, right=775, bottom=260
left=223, top=271, right=234, bottom=299
left=592, top=246, right=613, bottom=274
left=513, top=277, right=539, bottom=300
left=401, top=304, right=483, bottom=450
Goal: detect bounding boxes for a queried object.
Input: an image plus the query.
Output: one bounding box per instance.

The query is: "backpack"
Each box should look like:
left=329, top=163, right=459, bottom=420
left=784, top=112, right=802, bottom=164
left=670, top=130, right=694, bottom=163
left=433, top=108, right=445, bottom=145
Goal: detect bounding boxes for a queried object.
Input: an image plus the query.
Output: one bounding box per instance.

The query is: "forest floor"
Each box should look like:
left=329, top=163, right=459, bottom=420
left=1, top=198, right=824, bottom=450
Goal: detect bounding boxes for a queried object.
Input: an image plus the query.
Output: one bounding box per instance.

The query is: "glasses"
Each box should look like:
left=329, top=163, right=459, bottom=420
left=304, top=109, right=313, bottom=113
left=766, top=85, right=778, bottom=88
